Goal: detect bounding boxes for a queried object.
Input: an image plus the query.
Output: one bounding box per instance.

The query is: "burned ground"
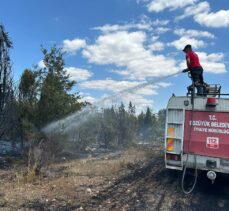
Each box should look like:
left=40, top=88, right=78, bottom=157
left=0, top=144, right=229, bottom=211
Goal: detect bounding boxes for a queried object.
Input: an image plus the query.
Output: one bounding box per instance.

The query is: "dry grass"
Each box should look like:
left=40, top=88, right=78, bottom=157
left=63, top=147, right=152, bottom=177
left=0, top=146, right=153, bottom=210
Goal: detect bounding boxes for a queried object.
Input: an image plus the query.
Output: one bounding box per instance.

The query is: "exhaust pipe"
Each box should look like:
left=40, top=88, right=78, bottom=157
left=207, top=171, right=216, bottom=184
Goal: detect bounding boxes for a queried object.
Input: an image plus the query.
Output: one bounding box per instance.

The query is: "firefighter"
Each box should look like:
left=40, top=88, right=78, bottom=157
left=182, top=44, right=205, bottom=95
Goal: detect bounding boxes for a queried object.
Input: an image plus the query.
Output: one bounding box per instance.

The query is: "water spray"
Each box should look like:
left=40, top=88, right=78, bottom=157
left=42, top=70, right=183, bottom=135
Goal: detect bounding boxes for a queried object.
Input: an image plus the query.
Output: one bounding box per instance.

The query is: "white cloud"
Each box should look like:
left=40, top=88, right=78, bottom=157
left=151, top=19, right=170, bottom=26
left=65, top=67, right=93, bottom=81
left=100, top=92, right=154, bottom=113
left=119, top=93, right=153, bottom=111
left=93, top=18, right=169, bottom=34
left=155, top=27, right=170, bottom=34
left=194, top=10, right=229, bottom=28
left=80, top=79, right=158, bottom=96
left=110, top=69, right=130, bottom=77
left=38, top=60, right=46, bottom=68
left=203, top=53, right=224, bottom=63
left=93, top=23, right=152, bottom=33
left=176, top=1, right=229, bottom=28
left=149, top=41, right=165, bottom=51
left=174, top=28, right=215, bottom=39
left=170, top=28, right=214, bottom=50
left=82, top=31, right=178, bottom=80
left=80, top=79, right=172, bottom=112
left=179, top=52, right=226, bottom=74
left=140, top=15, right=170, bottom=26
left=168, top=36, right=205, bottom=50
left=198, top=52, right=226, bottom=73
left=79, top=95, right=96, bottom=104
left=151, top=36, right=159, bottom=42
left=157, top=82, right=172, bottom=88
left=80, top=79, right=172, bottom=96
left=147, top=0, right=198, bottom=12
left=62, top=38, right=86, bottom=55
left=175, top=1, right=210, bottom=21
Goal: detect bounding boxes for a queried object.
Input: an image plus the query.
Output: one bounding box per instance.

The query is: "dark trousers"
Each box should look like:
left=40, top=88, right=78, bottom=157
left=190, top=66, right=204, bottom=95
left=190, top=66, right=204, bottom=85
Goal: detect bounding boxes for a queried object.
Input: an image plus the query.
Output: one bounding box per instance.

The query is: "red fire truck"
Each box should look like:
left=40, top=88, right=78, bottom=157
left=165, top=84, right=229, bottom=192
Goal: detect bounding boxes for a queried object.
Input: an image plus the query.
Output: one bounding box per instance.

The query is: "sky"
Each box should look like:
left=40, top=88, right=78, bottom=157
left=1, top=0, right=229, bottom=112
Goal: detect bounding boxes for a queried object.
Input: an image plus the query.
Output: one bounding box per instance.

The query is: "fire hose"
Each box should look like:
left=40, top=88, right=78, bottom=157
left=181, top=80, right=198, bottom=194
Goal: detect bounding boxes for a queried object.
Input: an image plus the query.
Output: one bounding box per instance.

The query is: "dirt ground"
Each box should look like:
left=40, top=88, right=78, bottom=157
left=0, top=143, right=229, bottom=211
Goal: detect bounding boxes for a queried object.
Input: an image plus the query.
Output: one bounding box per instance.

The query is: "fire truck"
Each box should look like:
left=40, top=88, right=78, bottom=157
left=165, top=84, right=229, bottom=193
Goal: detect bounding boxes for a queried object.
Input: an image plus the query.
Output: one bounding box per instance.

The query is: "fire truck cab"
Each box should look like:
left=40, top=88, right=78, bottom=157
left=165, top=84, right=229, bottom=182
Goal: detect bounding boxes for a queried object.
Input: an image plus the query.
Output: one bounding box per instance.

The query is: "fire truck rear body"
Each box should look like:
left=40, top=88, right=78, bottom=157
left=165, top=96, right=229, bottom=174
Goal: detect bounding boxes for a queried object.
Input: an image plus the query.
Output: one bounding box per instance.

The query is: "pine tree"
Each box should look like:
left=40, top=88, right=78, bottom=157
left=156, top=109, right=166, bottom=138
left=18, top=69, right=40, bottom=145
left=128, top=101, right=135, bottom=115
left=0, top=24, right=15, bottom=139
left=38, top=46, right=83, bottom=126
left=144, top=107, right=152, bottom=126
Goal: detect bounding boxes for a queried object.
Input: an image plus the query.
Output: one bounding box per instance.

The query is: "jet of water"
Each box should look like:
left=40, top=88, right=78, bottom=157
left=42, top=71, right=182, bottom=135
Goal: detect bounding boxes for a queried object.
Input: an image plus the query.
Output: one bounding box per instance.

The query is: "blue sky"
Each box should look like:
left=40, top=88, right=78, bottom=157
left=1, top=0, right=229, bottom=112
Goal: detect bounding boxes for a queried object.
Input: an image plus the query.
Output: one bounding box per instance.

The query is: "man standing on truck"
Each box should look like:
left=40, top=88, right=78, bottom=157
left=182, top=44, right=205, bottom=94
